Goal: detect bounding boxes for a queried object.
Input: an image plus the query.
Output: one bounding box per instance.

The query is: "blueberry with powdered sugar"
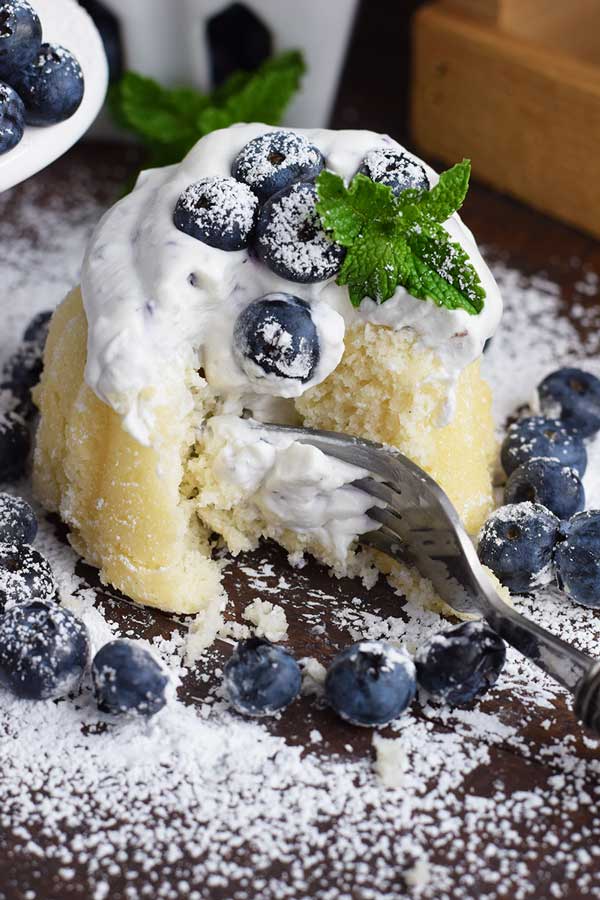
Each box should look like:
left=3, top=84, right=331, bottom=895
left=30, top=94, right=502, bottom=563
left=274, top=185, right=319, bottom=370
left=174, top=176, right=258, bottom=251
left=255, top=181, right=345, bottom=283
left=22, top=308, right=51, bottom=347
left=0, top=408, right=30, bottom=481
left=224, top=637, right=301, bottom=717
left=1, top=339, right=44, bottom=418
left=477, top=502, right=560, bottom=595
left=92, top=639, right=170, bottom=717
left=500, top=416, right=587, bottom=477
left=0, top=492, right=37, bottom=545
left=0, top=542, right=56, bottom=613
left=415, top=621, right=506, bottom=706
left=554, top=511, right=600, bottom=609
left=233, top=293, right=320, bottom=384
left=11, top=42, right=83, bottom=125
left=325, top=641, right=416, bottom=727
left=358, top=148, right=430, bottom=196
left=504, top=457, right=584, bottom=520
left=0, top=80, right=24, bottom=154
left=232, top=130, right=324, bottom=203
left=537, top=367, right=600, bottom=438
left=0, top=600, right=89, bottom=699
left=0, top=0, right=41, bottom=80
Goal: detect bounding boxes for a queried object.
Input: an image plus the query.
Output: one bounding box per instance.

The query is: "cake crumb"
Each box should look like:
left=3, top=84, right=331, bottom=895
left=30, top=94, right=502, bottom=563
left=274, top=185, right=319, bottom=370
left=300, top=657, right=327, bottom=697
left=404, top=857, right=430, bottom=894
left=373, top=734, right=408, bottom=789
left=243, top=598, right=288, bottom=642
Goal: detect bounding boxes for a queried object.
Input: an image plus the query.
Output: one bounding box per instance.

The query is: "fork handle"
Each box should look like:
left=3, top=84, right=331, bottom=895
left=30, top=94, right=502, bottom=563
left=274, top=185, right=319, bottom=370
left=480, top=586, right=600, bottom=733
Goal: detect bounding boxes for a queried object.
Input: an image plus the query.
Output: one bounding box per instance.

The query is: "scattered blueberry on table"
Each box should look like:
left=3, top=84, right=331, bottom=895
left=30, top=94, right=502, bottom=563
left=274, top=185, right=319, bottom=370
left=0, top=492, right=37, bottom=544
left=92, top=639, right=170, bottom=717
left=325, top=641, right=416, bottom=727
left=0, top=541, right=56, bottom=613
left=233, top=292, right=320, bottom=384
left=415, top=621, right=506, bottom=706
left=554, top=511, right=600, bottom=610
left=477, top=502, right=560, bottom=595
left=0, top=600, right=89, bottom=699
left=173, top=176, right=258, bottom=251
left=500, top=415, right=587, bottom=477
left=232, top=130, right=324, bottom=203
left=504, top=457, right=585, bottom=520
left=538, top=367, right=600, bottom=438
left=224, top=636, right=301, bottom=717
left=0, top=0, right=84, bottom=155
left=0, top=409, right=30, bottom=481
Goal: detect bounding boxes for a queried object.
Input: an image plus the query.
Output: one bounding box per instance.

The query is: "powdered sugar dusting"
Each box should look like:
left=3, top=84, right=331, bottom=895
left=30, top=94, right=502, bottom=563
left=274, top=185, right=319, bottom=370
left=1, top=153, right=600, bottom=898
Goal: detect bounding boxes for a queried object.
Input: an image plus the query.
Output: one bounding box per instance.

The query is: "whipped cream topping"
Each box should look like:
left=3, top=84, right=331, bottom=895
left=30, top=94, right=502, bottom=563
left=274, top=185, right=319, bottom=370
left=81, top=123, right=502, bottom=446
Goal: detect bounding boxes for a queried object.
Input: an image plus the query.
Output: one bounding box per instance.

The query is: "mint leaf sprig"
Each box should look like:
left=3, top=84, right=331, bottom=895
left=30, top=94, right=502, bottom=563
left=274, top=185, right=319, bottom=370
left=110, top=51, right=305, bottom=170
left=315, top=160, right=485, bottom=315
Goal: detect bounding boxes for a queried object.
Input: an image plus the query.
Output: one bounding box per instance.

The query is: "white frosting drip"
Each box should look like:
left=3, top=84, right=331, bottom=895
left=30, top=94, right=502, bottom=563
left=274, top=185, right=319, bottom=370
left=81, top=123, right=502, bottom=445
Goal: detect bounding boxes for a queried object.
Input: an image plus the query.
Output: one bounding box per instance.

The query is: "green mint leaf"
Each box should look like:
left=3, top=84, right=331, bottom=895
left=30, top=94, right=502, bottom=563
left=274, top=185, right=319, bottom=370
left=420, top=159, right=471, bottom=223
left=109, top=51, right=305, bottom=170
left=315, top=160, right=485, bottom=314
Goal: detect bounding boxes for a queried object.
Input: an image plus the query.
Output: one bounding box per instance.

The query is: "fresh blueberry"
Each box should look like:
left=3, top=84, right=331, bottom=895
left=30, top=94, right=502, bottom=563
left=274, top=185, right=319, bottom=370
left=0, top=80, right=24, bottom=154
left=415, top=621, right=506, bottom=705
left=358, top=148, right=429, bottom=196
left=0, top=600, right=89, bottom=699
left=255, top=181, right=345, bottom=283
left=504, top=457, right=584, bottom=520
left=0, top=409, right=30, bottom=481
left=554, top=511, right=600, bottom=609
left=173, top=176, right=258, bottom=251
left=0, top=0, right=41, bottom=79
left=11, top=43, right=84, bottom=126
left=233, top=293, right=320, bottom=384
left=232, top=130, right=324, bottom=203
left=0, top=492, right=37, bottom=545
left=325, top=641, right=416, bottom=727
left=0, top=542, right=56, bottom=613
left=22, top=309, right=51, bottom=347
left=500, top=416, right=587, bottom=477
left=538, top=367, right=600, bottom=438
left=1, top=339, right=45, bottom=418
left=223, top=636, right=301, bottom=717
left=92, top=639, right=170, bottom=717
left=477, top=502, right=559, bottom=594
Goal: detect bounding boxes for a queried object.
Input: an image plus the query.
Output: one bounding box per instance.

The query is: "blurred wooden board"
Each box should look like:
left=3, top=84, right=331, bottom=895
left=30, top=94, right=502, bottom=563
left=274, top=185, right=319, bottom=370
left=411, top=1, right=600, bottom=238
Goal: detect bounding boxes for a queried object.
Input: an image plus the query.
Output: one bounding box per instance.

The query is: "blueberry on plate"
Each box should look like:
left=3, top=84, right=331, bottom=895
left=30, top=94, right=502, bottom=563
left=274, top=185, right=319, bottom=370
left=0, top=492, right=37, bottom=545
left=0, top=409, right=30, bottom=482
left=325, top=641, right=416, bottom=727
left=233, top=293, right=320, bottom=384
left=500, top=416, right=587, bottom=477
left=0, top=81, right=24, bottom=154
left=231, top=130, right=324, bottom=203
left=255, top=181, right=345, bottom=283
left=11, top=43, right=84, bottom=126
left=358, top=148, right=429, bottom=196
left=0, top=542, right=56, bottom=613
left=415, top=621, right=506, bottom=706
left=91, top=639, right=170, bottom=717
left=22, top=309, right=52, bottom=348
left=477, top=502, right=559, bottom=595
left=0, top=600, right=89, bottom=699
left=0, top=0, right=41, bottom=79
left=223, top=636, right=301, bottom=717
left=173, top=176, right=258, bottom=251
left=554, top=511, right=600, bottom=609
left=504, top=457, right=584, bottom=521
left=538, top=367, right=600, bottom=438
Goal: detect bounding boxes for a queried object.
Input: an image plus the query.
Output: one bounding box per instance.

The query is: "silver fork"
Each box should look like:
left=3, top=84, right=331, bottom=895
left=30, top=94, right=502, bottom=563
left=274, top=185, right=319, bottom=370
left=256, top=421, right=600, bottom=734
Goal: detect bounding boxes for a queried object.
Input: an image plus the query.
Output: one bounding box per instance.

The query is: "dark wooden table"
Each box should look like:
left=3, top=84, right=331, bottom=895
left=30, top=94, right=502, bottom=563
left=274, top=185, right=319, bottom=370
left=1, top=142, right=600, bottom=900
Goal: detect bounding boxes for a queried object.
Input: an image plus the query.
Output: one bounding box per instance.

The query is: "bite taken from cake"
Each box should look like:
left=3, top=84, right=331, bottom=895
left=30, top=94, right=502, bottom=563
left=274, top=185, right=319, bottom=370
left=33, top=123, right=502, bottom=649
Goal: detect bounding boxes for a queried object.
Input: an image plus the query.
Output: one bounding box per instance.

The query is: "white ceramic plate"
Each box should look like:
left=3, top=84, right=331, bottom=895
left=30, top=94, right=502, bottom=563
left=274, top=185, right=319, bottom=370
left=0, top=0, right=108, bottom=192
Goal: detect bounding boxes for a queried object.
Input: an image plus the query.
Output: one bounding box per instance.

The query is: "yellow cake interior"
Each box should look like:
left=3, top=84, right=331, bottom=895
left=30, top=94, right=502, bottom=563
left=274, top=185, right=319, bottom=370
left=33, top=288, right=496, bottom=647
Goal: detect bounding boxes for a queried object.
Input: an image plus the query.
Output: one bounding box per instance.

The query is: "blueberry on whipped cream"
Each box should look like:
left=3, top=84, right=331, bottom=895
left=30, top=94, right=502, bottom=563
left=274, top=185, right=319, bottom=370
left=231, top=130, right=324, bottom=202
left=233, top=293, right=320, bottom=384
left=358, top=148, right=429, bottom=196
left=174, top=175, right=258, bottom=251
left=255, top=181, right=345, bottom=283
